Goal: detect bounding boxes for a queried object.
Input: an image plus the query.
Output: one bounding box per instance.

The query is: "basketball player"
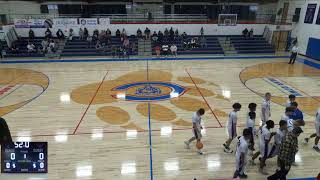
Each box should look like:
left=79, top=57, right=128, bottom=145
left=233, top=128, right=252, bottom=179
left=290, top=102, right=305, bottom=127
left=286, top=94, right=296, bottom=108
left=251, top=120, right=275, bottom=175
left=261, top=93, right=271, bottom=126
left=223, top=103, right=242, bottom=153
left=184, top=108, right=205, bottom=155
left=0, top=117, right=13, bottom=146
left=268, top=120, right=288, bottom=159
left=304, top=108, right=320, bottom=152
left=281, top=107, right=295, bottom=132
left=247, top=103, right=257, bottom=152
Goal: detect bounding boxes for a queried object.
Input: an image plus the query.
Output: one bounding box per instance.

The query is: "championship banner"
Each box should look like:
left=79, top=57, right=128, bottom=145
left=78, top=18, right=98, bottom=26
left=14, top=19, right=53, bottom=28
left=99, top=18, right=111, bottom=26
left=53, top=18, right=78, bottom=29
left=304, top=4, right=317, bottom=24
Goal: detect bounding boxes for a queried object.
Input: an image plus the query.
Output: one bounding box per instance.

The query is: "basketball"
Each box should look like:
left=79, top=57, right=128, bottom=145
left=196, top=141, right=203, bottom=150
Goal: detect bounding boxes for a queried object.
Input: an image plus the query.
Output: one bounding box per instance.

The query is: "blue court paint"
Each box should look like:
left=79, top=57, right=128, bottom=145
left=0, top=55, right=289, bottom=64
left=297, top=57, right=320, bottom=70
left=288, top=177, right=316, bottom=180
left=266, top=77, right=302, bottom=96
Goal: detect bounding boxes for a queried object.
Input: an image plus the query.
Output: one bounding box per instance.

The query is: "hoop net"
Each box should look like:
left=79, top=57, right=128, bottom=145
left=218, top=14, right=237, bottom=26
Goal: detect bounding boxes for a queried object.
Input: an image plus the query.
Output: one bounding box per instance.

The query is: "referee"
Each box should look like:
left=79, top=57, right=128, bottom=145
left=0, top=117, right=13, bottom=146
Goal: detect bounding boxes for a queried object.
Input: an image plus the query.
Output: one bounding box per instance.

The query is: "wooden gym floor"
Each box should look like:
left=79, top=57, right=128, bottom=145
left=0, top=56, right=319, bottom=180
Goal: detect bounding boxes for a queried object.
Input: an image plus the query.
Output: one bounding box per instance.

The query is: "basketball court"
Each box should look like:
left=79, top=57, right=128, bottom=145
left=0, top=55, right=319, bottom=180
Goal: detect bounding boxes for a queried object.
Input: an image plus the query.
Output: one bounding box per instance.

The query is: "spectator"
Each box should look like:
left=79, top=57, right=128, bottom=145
left=181, top=32, right=188, bottom=41
left=0, top=117, right=13, bottom=146
left=45, top=28, right=52, bottom=39
left=10, top=42, right=19, bottom=54
left=158, top=31, right=164, bottom=43
left=27, top=42, right=36, bottom=53
left=249, top=28, right=254, bottom=38
left=144, top=27, right=151, bottom=39
left=137, top=28, right=143, bottom=39
left=200, top=27, right=204, bottom=36
left=164, top=28, right=169, bottom=38
left=48, top=40, right=56, bottom=53
left=29, top=29, right=35, bottom=40
left=116, top=29, right=121, bottom=37
left=123, top=37, right=130, bottom=48
left=200, top=36, right=207, bottom=48
left=162, top=43, right=169, bottom=57
left=170, top=44, right=177, bottom=57
left=79, top=28, right=84, bottom=40
left=56, top=29, right=65, bottom=40
left=111, top=45, right=117, bottom=58
left=169, top=27, right=174, bottom=42
left=95, top=40, right=104, bottom=53
left=92, top=29, right=99, bottom=43
left=118, top=46, right=124, bottom=58
left=267, top=127, right=303, bottom=180
left=84, top=28, right=89, bottom=40
left=190, top=38, right=199, bottom=48
left=175, top=29, right=179, bottom=37
left=41, top=38, right=49, bottom=53
left=155, top=45, right=161, bottom=57
left=183, top=38, right=189, bottom=50
left=151, top=31, right=158, bottom=43
left=98, top=30, right=107, bottom=44
left=68, top=28, right=74, bottom=41
left=121, top=28, right=127, bottom=37
left=106, top=28, right=112, bottom=36
left=242, top=28, right=249, bottom=38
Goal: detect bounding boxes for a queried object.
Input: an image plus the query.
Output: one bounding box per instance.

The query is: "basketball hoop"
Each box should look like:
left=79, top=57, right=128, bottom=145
left=218, top=14, right=237, bottom=26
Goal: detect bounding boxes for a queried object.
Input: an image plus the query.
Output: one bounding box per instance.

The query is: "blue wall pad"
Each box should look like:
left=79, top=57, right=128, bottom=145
left=306, top=37, right=320, bottom=61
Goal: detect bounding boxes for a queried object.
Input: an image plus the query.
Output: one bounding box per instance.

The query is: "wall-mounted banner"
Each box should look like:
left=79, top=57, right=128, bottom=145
left=53, top=18, right=78, bottom=29
left=316, top=7, right=320, bottom=24
left=99, top=18, right=111, bottom=26
left=78, top=18, right=98, bottom=27
left=304, top=4, right=317, bottom=24
left=14, top=19, right=53, bottom=28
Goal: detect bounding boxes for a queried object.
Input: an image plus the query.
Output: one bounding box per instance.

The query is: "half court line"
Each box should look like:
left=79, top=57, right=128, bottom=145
left=72, top=71, right=109, bottom=135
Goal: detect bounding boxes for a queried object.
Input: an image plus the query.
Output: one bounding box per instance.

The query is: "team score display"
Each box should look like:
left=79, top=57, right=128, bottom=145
left=1, top=142, right=48, bottom=173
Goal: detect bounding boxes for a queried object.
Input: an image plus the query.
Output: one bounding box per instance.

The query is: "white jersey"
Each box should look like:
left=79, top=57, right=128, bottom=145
left=246, top=112, right=255, bottom=128
left=228, top=111, right=238, bottom=128
left=275, top=129, right=286, bottom=145
left=281, top=114, right=294, bottom=132
left=260, top=125, right=271, bottom=157
left=261, top=99, right=271, bottom=122
left=316, top=110, right=320, bottom=136
left=286, top=100, right=292, bottom=108
left=192, top=112, right=201, bottom=130
left=236, top=136, right=248, bottom=160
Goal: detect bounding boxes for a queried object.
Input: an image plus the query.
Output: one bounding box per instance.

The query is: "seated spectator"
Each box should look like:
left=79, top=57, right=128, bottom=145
left=170, top=44, right=177, bottom=57
left=249, top=28, right=254, bottom=38
left=181, top=32, right=188, bottom=41
left=158, top=31, right=164, bottom=43
left=111, top=45, right=117, bottom=58
left=121, top=28, right=127, bottom=37
left=151, top=32, right=158, bottom=43
left=116, top=29, right=121, bottom=37
left=84, top=28, right=89, bottom=40
left=123, top=38, right=130, bottom=48
left=27, top=42, right=36, bottom=53
left=68, top=28, right=74, bottom=40
left=144, top=27, right=151, bottom=39
left=48, top=40, right=56, bottom=53
left=164, top=28, right=169, bottom=38
left=200, top=36, right=207, bottom=48
left=93, top=29, right=99, bottom=37
left=79, top=28, right=84, bottom=40
left=95, top=40, right=105, bottom=53
left=29, top=29, right=35, bottom=40
left=155, top=45, right=161, bottom=57
left=56, top=29, right=65, bottom=40
left=242, top=28, right=249, bottom=38
left=41, top=38, right=49, bottom=53
left=10, top=42, right=19, bottom=53
left=106, top=28, right=112, bottom=36
left=137, top=28, right=142, bottom=39
left=162, top=43, right=169, bottom=57
left=45, top=28, right=52, bottom=39
left=175, top=29, right=179, bottom=37
left=190, top=37, right=199, bottom=48
left=98, top=30, right=107, bottom=44
left=169, top=28, right=174, bottom=42
left=118, top=46, right=124, bottom=58
left=183, top=38, right=189, bottom=50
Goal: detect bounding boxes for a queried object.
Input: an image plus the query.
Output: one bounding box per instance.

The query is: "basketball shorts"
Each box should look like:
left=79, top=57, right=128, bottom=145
left=260, top=142, right=270, bottom=159
left=228, top=124, right=237, bottom=139
left=193, top=128, right=202, bottom=140
left=316, top=122, right=320, bottom=137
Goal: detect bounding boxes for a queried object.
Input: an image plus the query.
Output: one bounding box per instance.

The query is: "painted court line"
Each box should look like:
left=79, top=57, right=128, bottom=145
left=185, top=69, right=222, bottom=127
left=72, top=71, right=109, bottom=135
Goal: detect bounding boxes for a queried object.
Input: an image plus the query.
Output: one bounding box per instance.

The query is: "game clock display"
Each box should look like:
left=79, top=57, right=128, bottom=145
left=1, top=142, right=48, bottom=173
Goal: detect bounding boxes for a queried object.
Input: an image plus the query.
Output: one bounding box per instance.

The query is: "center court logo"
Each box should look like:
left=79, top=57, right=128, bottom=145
left=112, top=82, right=186, bottom=101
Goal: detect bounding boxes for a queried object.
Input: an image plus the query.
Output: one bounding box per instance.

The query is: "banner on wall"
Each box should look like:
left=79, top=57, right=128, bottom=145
left=99, top=18, right=111, bottom=26
left=316, top=8, right=320, bottom=24
left=78, top=18, right=98, bottom=27
left=304, top=4, right=317, bottom=24
left=14, top=18, right=53, bottom=28
left=53, top=18, right=78, bottom=29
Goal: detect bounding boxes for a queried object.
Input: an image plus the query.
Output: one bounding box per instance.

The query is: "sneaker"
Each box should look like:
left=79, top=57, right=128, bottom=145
left=259, top=168, right=268, bottom=175
left=184, top=141, right=190, bottom=149
left=239, top=173, right=248, bottom=178
left=233, top=171, right=239, bottom=178
left=304, top=138, right=309, bottom=144
left=224, top=147, right=233, bottom=153
left=313, top=145, right=320, bottom=152
left=223, top=143, right=230, bottom=149
left=197, top=150, right=204, bottom=155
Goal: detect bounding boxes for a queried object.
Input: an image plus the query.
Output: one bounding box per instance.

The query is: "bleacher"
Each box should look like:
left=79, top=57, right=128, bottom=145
left=61, top=36, right=138, bottom=57
left=152, top=35, right=224, bottom=55
left=4, top=37, right=45, bottom=57
left=230, top=35, right=275, bottom=54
